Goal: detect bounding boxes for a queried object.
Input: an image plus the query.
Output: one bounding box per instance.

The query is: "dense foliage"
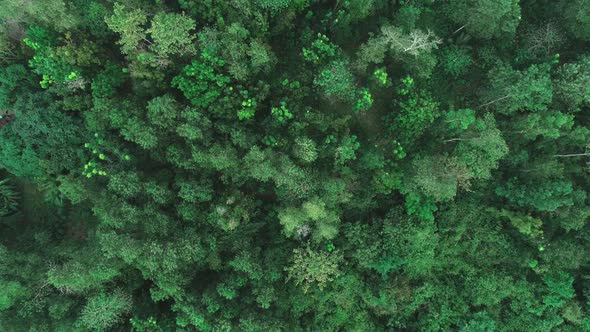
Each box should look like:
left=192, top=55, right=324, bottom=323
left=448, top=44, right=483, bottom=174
left=2, top=0, right=590, bottom=330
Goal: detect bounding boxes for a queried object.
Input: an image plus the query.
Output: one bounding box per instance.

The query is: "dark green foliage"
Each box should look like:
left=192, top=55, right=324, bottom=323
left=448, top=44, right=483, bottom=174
left=85, top=1, right=111, bottom=38
left=0, top=65, right=32, bottom=109
left=146, top=94, right=180, bottom=130
left=563, top=0, right=590, bottom=41
left=2, top=1, right=590, bottom=331
left=496, top=178, right=583, bottom=212
left=440, top=45, right=473, bottom=77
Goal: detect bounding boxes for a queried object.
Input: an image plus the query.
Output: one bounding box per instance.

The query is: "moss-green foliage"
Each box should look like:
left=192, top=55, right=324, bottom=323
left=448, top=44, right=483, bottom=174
left=2, top=1, right=590, bottom=331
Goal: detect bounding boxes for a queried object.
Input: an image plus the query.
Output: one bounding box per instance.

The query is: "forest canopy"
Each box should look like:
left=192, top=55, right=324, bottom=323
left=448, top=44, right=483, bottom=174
left=2, top=0, right=590, bottom=331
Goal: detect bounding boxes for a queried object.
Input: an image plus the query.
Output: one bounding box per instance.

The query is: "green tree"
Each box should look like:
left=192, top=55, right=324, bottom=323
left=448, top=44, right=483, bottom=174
left=355, top=25, right=442, bottom=76
left=172, top=52, right=231, bottom=112
left=293, top=137, right=318, bottom=163
left=554, top=56, right=590, bottom=112
left=446, top=0, right=521, bottom=39
left=496, top=178, right=584, bottom=212
left=449, top=114, right=508, bottom=179
left=278, top=198, right=340, bottom=241
left=147, top=94, right=181, bottom=130
left=440, top=46, right=473, bottom=77
left=445, top=108, right=476, bottom=132
left=285, top=247, right=342, bottom=293
left=105, top=3, right=148, bottom=55
left=393, top=76, right=440, bottom=144
left=480, top=63, right=552, bottom=114
left=78, top=290, right=132, bottom=331
left=407, top=155, right=472, bottom=202
left=314, top=60, right=357, bottom=103
left=512, top=111, right=574, bottom=141
left=147, top=12, right=196, bottom=57
left=563, top=0, right=590, bottom=41
left=0, top=0, right=80, bottom=31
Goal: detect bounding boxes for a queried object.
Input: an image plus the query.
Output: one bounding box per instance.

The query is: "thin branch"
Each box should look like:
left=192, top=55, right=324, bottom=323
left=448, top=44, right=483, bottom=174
left=142, top=37, right=153, bottom=46
left=477, top=94, right=511, bottom=109
left=553, top=153, right=590, bottom=158
left=453, top=24, right=467, bottom=35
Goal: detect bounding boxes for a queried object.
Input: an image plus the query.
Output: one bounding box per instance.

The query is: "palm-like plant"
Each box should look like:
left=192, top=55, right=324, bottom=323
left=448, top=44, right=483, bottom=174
left=0, top=178, right=19, bottom=217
